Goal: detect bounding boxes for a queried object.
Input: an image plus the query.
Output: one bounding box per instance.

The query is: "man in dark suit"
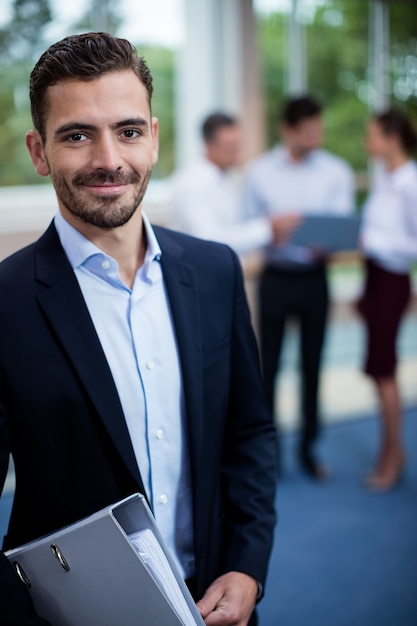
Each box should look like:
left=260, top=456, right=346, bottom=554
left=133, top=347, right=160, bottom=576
left=0, top=33, right=277, bottom=625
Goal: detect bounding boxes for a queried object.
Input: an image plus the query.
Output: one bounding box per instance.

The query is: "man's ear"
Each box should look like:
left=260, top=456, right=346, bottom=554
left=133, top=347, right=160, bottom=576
left=25, top=130, right=50, bottom=177
left=151, top=116, right=159, bottom=165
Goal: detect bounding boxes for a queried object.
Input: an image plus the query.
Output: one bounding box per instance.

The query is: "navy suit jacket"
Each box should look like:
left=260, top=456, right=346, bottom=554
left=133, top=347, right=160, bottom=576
left=0, top=221, right=276, bottom=622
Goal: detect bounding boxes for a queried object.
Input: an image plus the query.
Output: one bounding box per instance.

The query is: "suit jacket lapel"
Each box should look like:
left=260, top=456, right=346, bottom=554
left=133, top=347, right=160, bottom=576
left=155, top=227, right=205, bottom=480
left=33, top=223, right=144, bottom=491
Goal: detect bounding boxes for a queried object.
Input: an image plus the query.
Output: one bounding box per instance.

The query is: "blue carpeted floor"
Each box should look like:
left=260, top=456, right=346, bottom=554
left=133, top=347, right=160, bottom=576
left=0, top=408, right=416, bottom=626
left=258, top=406, right=417, bottom=626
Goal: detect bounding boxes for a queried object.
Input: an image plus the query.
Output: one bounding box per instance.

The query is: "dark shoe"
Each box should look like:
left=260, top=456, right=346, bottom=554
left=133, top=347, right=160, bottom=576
left=299, top=445, right=330, bottom=481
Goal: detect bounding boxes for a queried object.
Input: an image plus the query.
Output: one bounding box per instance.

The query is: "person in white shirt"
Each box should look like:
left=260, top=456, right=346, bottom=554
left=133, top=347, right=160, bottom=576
left=169, top=112, right=281, bottom=258
left=242, top=95, right=355, bottom=479
left=357, top=107, right=417, bottom=492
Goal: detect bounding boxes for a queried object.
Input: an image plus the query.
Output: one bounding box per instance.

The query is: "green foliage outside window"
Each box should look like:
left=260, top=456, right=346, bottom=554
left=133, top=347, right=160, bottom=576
left=257, top=0, right=417, bottom=175
left=0, top=0, right=416, bottom=187
left=139, top=46, right=175, bottom=180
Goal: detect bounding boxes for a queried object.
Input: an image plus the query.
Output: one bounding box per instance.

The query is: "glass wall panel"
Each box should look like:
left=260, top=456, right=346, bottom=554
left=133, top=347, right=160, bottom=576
left=255, top=0, right=417, bottom=193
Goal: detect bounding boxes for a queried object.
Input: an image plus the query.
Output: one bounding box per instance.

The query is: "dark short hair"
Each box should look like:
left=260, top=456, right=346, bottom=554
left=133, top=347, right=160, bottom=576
left=374, top=107, right=417, bottom=155
left=29, top=32, right=153, bottom=140
left=201, top=112, right=238, bottom=143
left=280, top=95, right=322, bottom=127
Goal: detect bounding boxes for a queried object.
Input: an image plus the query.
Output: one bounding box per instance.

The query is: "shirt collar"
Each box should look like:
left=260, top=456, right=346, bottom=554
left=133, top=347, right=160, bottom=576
left=54, top=210, right=162, bottom=278
left=201, top=155, right=232, bottom=178
left=390, top=159, right=415, bottom=184
left=274, top=144, right=320, bottom=167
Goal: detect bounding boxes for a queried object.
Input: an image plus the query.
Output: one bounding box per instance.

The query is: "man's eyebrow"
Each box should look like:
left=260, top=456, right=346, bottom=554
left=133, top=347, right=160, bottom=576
left=112, top=118, right=149, bottom=130
left=54, top=118, right=149, bottom=137
left=54, top=122, right=97, bottom=137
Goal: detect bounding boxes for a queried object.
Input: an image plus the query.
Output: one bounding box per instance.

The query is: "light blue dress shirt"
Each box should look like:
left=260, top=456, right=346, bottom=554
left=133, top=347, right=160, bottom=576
left=54, top=211, right=195, bottom=579
left=242, top=145, right=355, bottom=266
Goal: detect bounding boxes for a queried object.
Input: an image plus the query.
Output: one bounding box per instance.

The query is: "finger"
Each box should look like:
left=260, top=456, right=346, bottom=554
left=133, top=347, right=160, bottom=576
left=202, top=599, right=243, bottom=626
left=196, top=588, right=223, bottom=619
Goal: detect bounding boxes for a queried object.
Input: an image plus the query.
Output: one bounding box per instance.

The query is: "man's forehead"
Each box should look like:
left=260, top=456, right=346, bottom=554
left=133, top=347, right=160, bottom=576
left=294, top=116, right=322, bottom=131
left=44, top=72, right=151, bottom=123
left=47, top=70, right=145, bottom=93
left=214, top=125, right=240, bottom=141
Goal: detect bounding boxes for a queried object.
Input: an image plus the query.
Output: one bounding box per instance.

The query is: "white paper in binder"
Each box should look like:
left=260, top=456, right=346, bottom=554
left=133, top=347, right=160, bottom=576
left=6, top=493, right=205, bottom=626
left=129, top=528, right=197, bottom=626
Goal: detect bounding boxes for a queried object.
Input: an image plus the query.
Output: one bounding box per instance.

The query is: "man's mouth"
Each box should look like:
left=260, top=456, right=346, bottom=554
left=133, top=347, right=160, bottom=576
left=73, top=170, right=140, bottom=188
left=83, top=182, right=128, bottom=195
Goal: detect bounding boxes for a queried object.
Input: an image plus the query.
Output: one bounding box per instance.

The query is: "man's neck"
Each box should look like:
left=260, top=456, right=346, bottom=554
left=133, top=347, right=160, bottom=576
left=206, top=155, right=228, bottom=172
left=287, top=146, right=314, bottom=164
left=386, top=151, right=408, bottom=173
left=61, top=208, right=146, bottom=289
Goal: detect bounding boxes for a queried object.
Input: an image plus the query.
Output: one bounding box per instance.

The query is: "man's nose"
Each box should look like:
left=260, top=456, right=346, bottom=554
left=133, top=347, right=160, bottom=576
left=91, top=133, right=123, bottom=171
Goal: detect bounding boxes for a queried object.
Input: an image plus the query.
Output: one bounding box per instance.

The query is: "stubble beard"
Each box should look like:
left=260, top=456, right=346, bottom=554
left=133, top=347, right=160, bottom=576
left=51, top=167, right=153, bottom=229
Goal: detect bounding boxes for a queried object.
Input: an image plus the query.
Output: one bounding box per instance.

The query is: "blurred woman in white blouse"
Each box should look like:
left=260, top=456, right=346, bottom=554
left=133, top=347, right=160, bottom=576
left=357, top=108, right=417, bottom=492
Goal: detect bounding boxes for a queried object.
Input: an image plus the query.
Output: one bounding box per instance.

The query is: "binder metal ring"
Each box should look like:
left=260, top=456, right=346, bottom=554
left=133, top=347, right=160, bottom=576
left=50, top=543, right=70, bottom=572
left=13, top=561, right=31, bottom=588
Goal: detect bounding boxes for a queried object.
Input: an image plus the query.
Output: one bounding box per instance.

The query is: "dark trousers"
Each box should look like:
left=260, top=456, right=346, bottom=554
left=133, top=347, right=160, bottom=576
left=259, top=265, right=329, bottom=447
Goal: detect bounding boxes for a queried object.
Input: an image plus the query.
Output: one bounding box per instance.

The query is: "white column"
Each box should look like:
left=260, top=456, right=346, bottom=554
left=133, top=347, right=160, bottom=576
left=220, top=0, right=243, bottom=116
left=286, top=0, right=307, bottom=96
left=368, top=0, right=390, bottom=112
left=175, top=0, right=223, bottom=167
left=174, top=0, right=265, bottom=167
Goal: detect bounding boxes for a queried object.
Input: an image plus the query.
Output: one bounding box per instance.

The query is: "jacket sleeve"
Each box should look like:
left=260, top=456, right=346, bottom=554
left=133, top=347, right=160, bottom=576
left=0, top=372, right=51, bottom=624
left=0, top=552, right=52, bottom=625
left=221, top=248, right=278, bottom=588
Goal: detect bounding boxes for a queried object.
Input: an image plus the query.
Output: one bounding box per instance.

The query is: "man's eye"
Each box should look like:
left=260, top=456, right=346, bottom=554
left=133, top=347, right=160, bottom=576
left=67, top=133, right=86, bottom=142
left=122, top=129, right=141, bottom=138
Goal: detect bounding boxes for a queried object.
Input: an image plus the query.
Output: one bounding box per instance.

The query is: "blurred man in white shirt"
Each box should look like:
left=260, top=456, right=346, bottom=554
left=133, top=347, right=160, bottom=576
left=169, top=112, right=279, bottom=257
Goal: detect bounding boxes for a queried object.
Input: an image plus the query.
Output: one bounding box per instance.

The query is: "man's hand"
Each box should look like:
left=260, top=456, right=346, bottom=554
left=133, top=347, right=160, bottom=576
left=196, top=571, right=258, bottom=625
left=270, top=213, right=302, bottom=244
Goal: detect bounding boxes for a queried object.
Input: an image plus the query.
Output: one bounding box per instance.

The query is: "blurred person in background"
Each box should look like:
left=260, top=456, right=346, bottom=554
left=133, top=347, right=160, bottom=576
left=357, top=107, right=417, bottom=492
left=169, top=112, right=283, bottom=259
left=242, top=95, right=355, bottom=479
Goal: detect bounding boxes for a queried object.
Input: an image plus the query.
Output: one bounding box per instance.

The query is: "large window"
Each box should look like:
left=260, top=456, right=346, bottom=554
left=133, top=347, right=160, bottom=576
left=0, top=0, right=179, bottom=185
left=0, top=0, right=416, bottom=187
left=256, top=0, right=417, bottom=179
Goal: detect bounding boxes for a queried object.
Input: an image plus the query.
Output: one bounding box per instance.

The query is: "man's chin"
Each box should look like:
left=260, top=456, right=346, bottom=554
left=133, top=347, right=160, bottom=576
left=62, top=200, right=138, bottom=229
left=87, top=208, right=138, bottom=229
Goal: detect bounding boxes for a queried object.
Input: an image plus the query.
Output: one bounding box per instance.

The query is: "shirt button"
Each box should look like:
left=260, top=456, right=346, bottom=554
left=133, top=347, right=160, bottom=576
left=156, top=428, right=164, bottom=439
left=102, top=260, right=110, bottom=270
left=159, top=494, right=168, bottom=504
left=146, top=360, right=154, bottom=370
